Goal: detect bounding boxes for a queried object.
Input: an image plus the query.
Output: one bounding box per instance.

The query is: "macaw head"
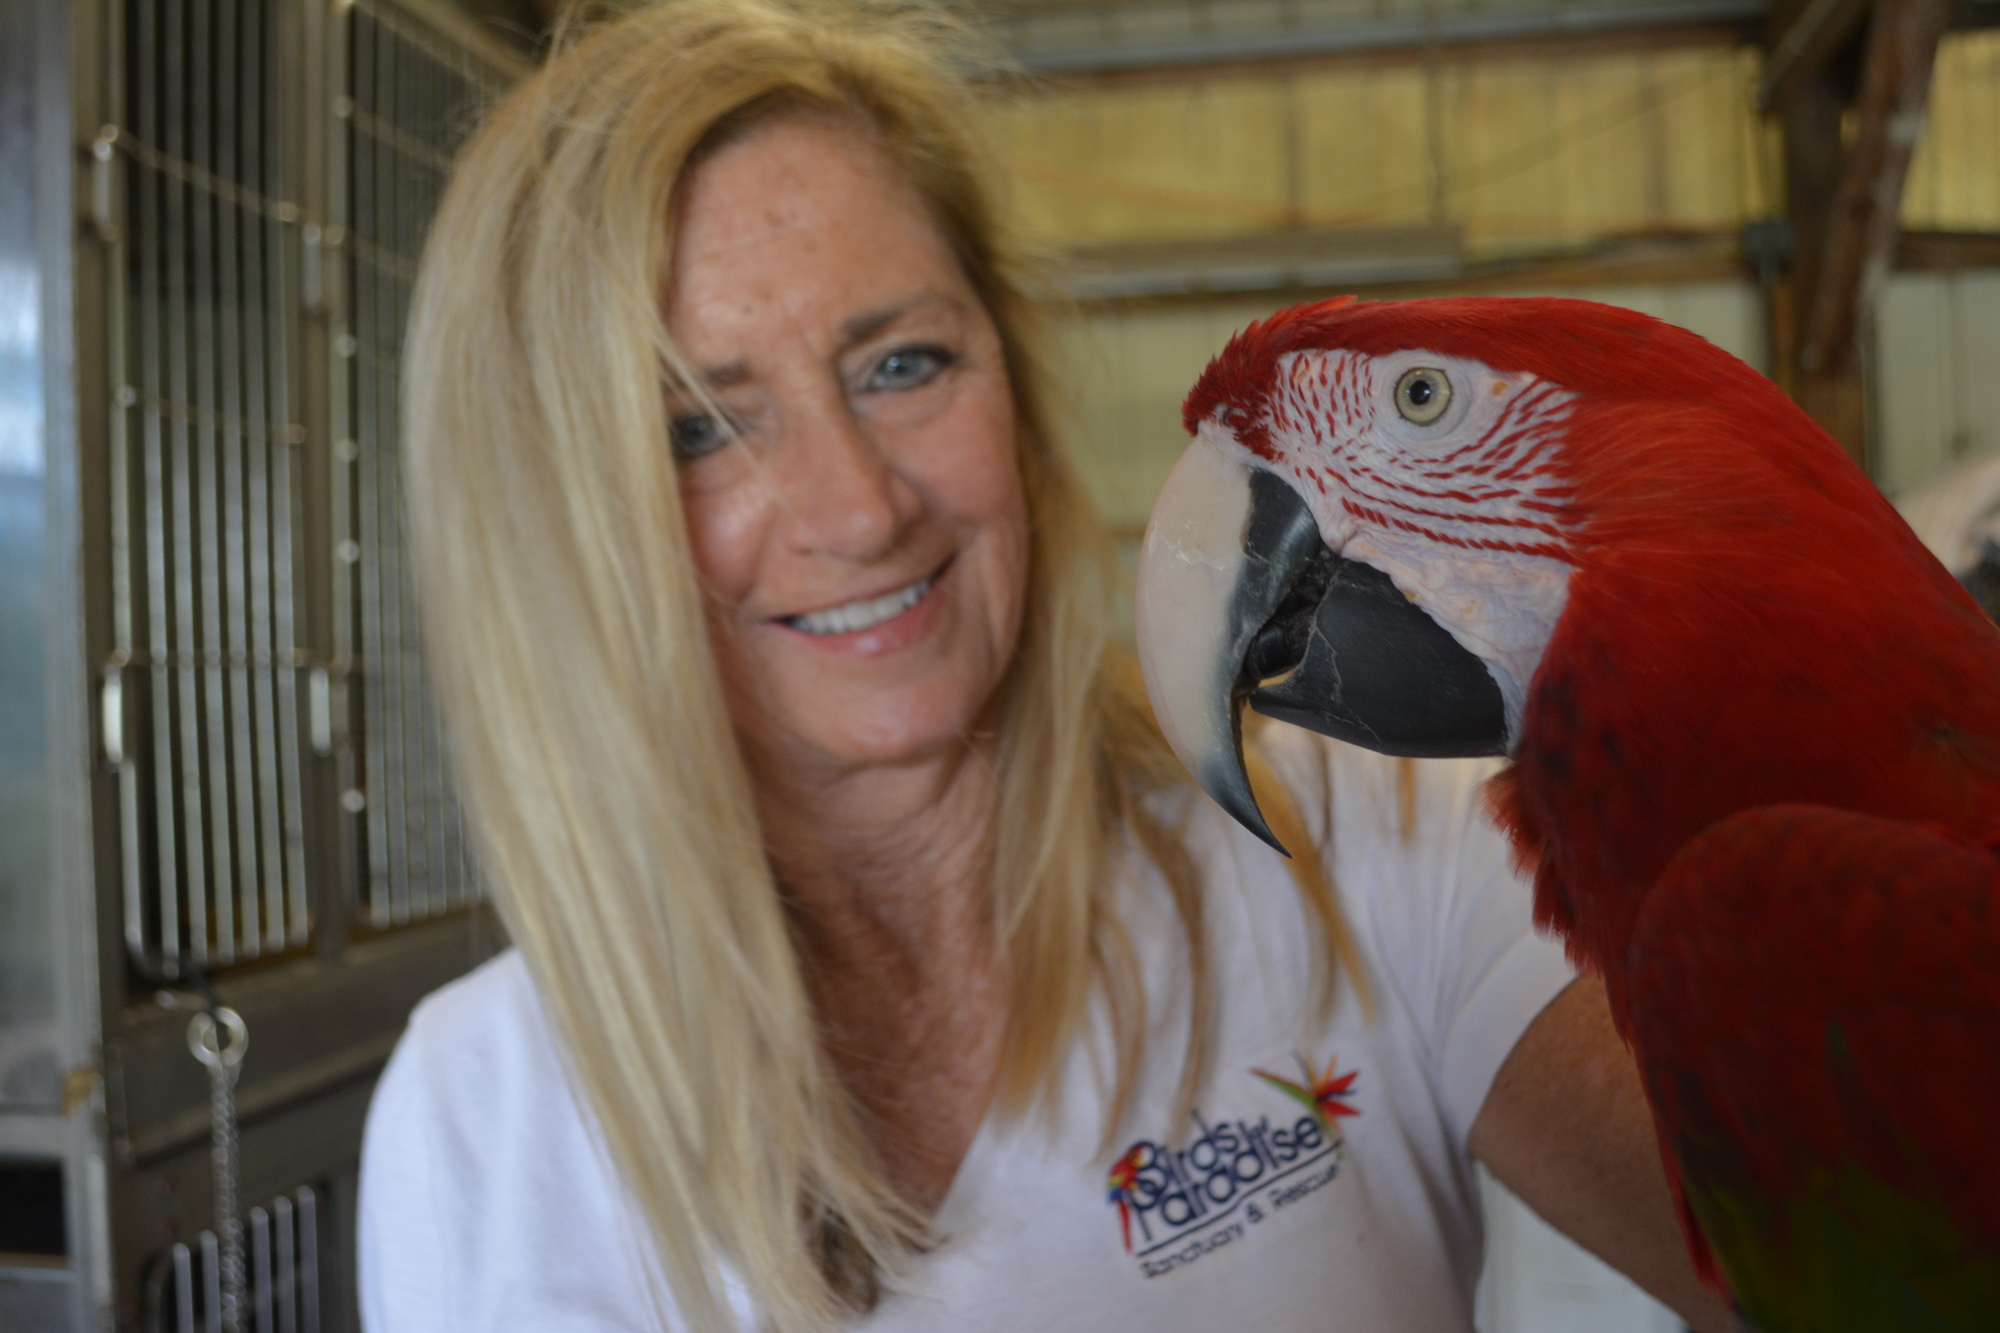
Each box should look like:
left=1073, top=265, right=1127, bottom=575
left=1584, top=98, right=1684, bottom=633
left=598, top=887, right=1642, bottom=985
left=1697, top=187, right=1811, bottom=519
left=1133, top=294, right=1874, bottom=851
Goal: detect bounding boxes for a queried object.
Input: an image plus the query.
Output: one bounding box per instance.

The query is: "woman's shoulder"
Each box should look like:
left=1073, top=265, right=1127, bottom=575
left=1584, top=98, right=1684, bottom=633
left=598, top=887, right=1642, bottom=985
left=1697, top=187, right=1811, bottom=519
left=361, top=951, right=680, bottom=1331
left=407, top=946, right=540, bottom=1034
left=1237, top=730, right=1574, bottom=1143
left=396, top=947, right=545, bottom=1067
left=367, top=947, right=569, bottom=1156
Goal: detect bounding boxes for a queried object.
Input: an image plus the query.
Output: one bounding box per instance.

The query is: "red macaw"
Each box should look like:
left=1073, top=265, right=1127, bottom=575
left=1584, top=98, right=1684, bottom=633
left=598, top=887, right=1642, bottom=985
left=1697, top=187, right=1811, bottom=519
left=1131, top=295, right=2000, bottom=1332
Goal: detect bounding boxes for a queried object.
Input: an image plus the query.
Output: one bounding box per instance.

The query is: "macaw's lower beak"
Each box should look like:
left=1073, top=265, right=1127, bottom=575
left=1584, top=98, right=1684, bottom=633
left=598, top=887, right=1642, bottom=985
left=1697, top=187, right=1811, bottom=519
left=1132, top=435, right=1509, bottom=855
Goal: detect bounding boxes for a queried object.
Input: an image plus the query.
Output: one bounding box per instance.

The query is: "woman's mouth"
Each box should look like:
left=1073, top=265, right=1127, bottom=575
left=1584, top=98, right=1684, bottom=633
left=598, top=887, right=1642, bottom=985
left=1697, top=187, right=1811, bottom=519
left=780, top=567, right=941, bottom=636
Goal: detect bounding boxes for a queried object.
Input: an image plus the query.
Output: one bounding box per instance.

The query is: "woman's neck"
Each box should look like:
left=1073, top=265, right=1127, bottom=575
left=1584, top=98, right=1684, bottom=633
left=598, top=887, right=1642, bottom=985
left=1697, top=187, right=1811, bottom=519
left=749, top=734, right=1010, bottom=1212
left=754, top=734, right=997, bottom=964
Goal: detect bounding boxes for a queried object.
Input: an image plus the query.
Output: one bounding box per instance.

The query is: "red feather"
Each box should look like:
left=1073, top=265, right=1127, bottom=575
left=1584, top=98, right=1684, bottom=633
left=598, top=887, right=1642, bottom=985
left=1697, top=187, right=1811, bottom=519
left=1630, top=807, right=2000, bottom=1314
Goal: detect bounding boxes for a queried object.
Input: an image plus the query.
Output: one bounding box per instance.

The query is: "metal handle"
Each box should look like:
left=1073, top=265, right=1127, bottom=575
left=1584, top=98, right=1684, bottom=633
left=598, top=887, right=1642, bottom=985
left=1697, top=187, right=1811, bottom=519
left=101, top=668, right=125, bottom=769
left=308, top=666, right=332, bottom=756
left=301, top=224, right=323, bottom=313
left=89, top=125, right=118, bottom=240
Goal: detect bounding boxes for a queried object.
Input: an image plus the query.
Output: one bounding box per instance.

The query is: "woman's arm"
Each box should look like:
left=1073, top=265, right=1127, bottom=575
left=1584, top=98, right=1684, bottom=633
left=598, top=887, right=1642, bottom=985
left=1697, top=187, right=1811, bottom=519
left=1468, top=973, right=1740, bottom=1333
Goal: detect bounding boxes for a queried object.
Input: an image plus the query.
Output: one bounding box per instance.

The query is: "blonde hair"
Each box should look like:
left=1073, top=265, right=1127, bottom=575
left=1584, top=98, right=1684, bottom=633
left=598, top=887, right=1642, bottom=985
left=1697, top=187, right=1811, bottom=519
left=400, top=2, right=1359, bottom=1328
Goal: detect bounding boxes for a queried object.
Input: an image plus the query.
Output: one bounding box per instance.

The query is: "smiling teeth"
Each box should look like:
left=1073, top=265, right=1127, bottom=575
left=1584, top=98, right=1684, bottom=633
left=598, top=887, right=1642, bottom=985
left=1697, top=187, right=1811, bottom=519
left=786, top=575, right=934, bottom=636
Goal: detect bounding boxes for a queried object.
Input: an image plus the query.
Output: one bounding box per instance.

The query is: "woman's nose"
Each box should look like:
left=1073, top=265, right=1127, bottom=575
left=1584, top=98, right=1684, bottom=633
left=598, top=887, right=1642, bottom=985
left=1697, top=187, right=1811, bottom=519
left=774, top=393, right=915, bottom=562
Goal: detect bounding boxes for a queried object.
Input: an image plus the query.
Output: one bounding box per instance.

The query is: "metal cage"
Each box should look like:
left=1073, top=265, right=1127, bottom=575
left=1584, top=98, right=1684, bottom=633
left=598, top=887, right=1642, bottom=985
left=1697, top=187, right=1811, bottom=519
left=2, top=1, right=524, bottom=1328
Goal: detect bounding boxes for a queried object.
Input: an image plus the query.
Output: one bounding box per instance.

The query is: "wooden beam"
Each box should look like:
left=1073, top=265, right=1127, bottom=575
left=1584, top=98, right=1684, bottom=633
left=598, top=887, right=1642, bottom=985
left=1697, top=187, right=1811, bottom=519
left=1759, top=0, right=1874, bottom=111
left=1071, top=230, right=1747, bottom=313
left=1896, top=229, right=2000, bottom=268
left=998, top=23, right=1747, bottom=94
left=1765, top=0, right=1951, bottom=465
left=1059, top=226, right=2000, bottom=315
left=1774, top=50, right=1859, bottom=457
left=1798, top=0, right=1954, bottom=377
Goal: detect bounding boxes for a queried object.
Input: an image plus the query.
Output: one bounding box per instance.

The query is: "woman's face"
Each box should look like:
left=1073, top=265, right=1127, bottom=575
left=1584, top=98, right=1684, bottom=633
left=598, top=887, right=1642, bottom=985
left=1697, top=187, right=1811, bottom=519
left=665, top=115, right=1029, bottom=781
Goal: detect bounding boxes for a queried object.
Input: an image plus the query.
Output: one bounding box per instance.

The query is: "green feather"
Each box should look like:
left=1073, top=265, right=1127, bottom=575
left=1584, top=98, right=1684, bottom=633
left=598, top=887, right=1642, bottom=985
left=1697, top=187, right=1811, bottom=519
left=1689, top=1158, right=2000, bottom=1332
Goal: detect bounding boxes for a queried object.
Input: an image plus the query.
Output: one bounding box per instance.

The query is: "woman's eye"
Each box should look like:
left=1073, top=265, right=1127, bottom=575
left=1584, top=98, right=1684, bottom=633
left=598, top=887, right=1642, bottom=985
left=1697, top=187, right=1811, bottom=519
left=867, top=345, right=953, bottom=392
left=669, top=410, right=731, bottom=460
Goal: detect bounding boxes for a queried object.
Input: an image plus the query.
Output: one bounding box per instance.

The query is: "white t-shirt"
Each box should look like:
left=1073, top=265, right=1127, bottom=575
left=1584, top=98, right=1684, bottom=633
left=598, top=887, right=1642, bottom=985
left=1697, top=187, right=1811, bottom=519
left=358, top=735, right=1575, bottom=1332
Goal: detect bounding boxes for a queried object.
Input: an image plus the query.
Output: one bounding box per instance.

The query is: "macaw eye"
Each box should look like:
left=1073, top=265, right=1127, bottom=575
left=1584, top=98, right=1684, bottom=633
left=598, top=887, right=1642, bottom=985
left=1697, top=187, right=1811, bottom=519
left=1395, top=367, right=1452, bottom=425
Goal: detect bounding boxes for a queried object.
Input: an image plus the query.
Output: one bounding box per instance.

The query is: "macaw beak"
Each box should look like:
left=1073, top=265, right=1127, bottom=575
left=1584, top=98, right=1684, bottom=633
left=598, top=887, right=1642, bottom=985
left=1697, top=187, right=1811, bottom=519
left=1133, top=434, right=1510, bottom=854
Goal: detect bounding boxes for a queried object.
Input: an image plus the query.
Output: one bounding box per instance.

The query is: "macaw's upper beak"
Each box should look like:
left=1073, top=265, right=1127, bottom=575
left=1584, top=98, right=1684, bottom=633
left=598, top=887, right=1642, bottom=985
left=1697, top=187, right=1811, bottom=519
left=1132, top=434, right=1509, bottom=855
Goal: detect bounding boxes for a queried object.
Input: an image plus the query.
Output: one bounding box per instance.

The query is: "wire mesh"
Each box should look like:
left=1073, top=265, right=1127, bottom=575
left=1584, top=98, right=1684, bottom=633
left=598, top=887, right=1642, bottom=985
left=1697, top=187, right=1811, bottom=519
left=107, top=0, right=499, bottom=972
left=111, top=0, right=310, bottom=975
left=333, top=0, right=492, bottom=929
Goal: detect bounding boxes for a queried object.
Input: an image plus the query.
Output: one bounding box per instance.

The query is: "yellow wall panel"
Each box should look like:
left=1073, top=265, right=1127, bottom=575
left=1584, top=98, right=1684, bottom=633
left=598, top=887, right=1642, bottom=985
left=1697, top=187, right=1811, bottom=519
left=1903, top=31, right=2000, bottom=231
left=1295, top=66, right=1438, bottom=228
left=997, top=80, right=1296, bottom=241
left=987, top=43, right=1802, bottom=257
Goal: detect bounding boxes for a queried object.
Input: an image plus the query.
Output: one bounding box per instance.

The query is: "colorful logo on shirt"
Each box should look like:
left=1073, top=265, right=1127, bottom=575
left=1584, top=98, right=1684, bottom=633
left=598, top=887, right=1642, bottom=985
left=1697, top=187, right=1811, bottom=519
left=1105, top=1052, right=1360, bottom=1277
left=1251, top=1052, right=1361, bottom=1135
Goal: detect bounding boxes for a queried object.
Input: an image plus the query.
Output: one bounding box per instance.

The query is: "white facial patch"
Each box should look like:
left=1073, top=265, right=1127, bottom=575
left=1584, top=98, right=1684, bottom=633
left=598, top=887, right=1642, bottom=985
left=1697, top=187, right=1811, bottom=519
left=1244, top=347, right=1580, bottom=748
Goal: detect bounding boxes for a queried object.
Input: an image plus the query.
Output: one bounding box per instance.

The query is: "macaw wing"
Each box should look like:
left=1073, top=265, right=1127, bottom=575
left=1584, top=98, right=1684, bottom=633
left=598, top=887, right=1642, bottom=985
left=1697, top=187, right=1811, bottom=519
left=1626, top=804, right=2000, bottom=1333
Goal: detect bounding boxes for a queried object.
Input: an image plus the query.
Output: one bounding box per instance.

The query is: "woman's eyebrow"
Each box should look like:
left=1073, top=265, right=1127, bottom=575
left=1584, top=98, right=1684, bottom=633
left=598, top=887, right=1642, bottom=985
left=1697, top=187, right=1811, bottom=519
left=674, top=295, right=965, bottom=392
left=674, top=360, right=751, bottom=394
left=839, top=293, right=960, bottom=349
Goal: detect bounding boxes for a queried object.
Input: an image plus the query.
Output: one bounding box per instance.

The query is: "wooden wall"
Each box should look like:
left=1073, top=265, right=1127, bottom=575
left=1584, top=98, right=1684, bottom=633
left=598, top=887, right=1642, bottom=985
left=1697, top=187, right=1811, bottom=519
left=989, top=31, right=1999, bottom=252
left=989, top=38, right=1776, bottom=256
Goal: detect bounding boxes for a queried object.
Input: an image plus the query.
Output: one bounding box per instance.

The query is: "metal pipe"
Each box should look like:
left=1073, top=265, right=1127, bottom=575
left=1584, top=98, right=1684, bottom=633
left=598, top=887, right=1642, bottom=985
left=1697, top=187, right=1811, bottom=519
left=266, top=2, right=309, bottom=949
left=136, top=0, right=178, bottom=973
left=104, top=127, right=145, bottom=966
left=166, top=0, right=213, bottom=971
left=215, top=0, right=261, bottom=966
left=106, top=131, right=133, bottom=668
left=173, top=1241, right=195, bottom=1333
left=296, top=1187, right=319, bottom=1333
left=355, top=13, right=393, bottom=926
left=274, top=1194, right=296, bottom=1333
left=250, top=1204, right=272, bottom=1333
left=201, top=1230, right=221, bottom=1333
left=374, top=13, right=413, bottom=926
left=407, top=35, right=437, bottom=915
left=240, top=0, right=286, bottom=953
left=190, top=0, right=243, bottom=963
left=327, top=0, right=360, bottom=923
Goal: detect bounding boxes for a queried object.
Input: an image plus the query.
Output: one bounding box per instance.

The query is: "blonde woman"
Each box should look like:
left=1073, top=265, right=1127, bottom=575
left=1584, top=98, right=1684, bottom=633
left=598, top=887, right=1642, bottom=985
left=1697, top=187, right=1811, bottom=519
left=358, top=3, right=1733, bottom=1330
